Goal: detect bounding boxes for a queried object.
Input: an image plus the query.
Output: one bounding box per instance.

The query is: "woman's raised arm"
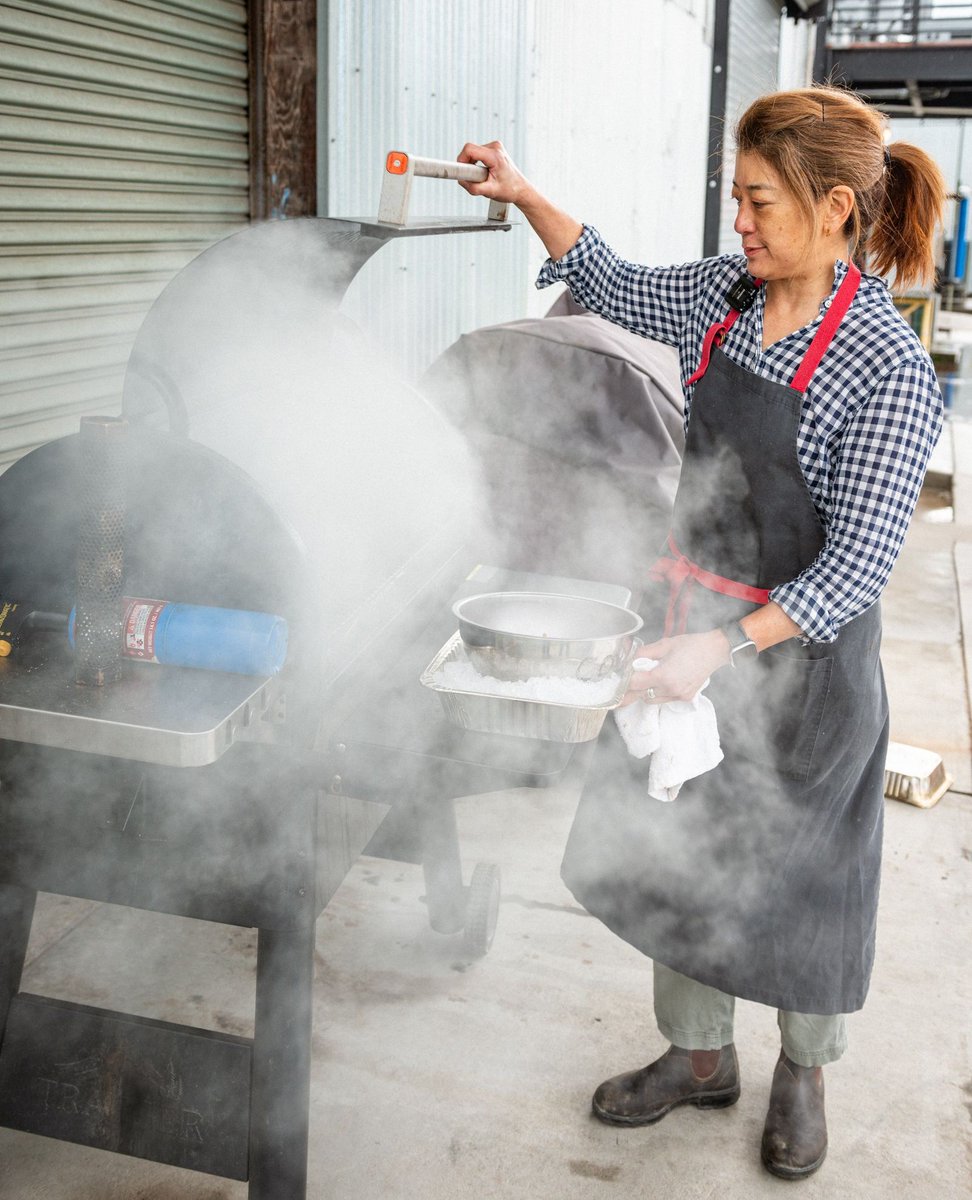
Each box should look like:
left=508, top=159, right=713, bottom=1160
left=457, top=140, right=583, bottom=261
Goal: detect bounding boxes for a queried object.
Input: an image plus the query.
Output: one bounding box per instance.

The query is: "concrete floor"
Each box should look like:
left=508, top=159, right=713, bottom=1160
left=2, top=432, right=971, bottom=1199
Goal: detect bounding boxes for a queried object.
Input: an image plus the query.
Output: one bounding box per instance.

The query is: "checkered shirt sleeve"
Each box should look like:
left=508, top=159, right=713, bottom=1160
left=769, top=352, right=941, bottom=640
left=536, top=224, right=731, bottom=348
left=537, top=226, right=944, bottom=642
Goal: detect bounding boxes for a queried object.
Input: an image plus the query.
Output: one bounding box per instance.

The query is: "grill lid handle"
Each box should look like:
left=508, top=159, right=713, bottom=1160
left=378, top=151, right=509, bottom=227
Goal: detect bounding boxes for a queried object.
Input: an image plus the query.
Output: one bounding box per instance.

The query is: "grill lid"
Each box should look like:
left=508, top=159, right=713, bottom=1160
left=121, top=218, right=484, bottom=667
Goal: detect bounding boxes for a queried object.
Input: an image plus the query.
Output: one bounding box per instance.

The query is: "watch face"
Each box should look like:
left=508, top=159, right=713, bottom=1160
left=723, top=620, right=757, bottom=662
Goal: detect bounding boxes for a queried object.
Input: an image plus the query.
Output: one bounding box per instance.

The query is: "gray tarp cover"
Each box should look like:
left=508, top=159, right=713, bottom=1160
left=422, top=297, right=684, bottom=592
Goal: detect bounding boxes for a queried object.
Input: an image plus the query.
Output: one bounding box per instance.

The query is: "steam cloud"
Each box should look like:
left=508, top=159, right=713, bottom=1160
left=10, top=214, right=788, bottom=1191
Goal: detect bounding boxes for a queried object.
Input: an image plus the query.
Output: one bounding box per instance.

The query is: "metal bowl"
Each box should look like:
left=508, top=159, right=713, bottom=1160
left=453, top=591, right=643, bottom=683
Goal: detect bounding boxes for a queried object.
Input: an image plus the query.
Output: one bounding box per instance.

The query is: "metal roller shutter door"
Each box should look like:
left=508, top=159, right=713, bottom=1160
left=0, top=0, right=249, bottom=470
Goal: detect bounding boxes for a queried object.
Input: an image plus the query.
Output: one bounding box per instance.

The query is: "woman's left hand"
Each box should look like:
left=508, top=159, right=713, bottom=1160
left=621, top=629, right=731, bottom=706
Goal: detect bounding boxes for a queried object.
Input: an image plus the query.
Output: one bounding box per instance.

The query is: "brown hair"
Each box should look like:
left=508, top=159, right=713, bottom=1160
left=734, top=85, right=947, bottom=291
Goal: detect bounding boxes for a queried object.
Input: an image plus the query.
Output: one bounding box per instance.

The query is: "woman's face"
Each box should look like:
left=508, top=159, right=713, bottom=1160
left=731, top=151, right=830, bottom=281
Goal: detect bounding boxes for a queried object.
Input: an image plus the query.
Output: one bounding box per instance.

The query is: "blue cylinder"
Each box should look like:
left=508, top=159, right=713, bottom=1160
left=69, top=598, right=287, bottom=676
left=953, top=195, right=969, bottom=283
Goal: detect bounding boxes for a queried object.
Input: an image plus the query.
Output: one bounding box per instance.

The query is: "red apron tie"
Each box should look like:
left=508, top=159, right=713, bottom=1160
left=657, top=264, right=862, bottom=635
left=648, top=535, right=771, bottom=636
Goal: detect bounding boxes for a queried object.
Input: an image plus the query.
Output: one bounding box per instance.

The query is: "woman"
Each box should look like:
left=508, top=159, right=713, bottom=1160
left=458, top=86, right=946, bottom=1180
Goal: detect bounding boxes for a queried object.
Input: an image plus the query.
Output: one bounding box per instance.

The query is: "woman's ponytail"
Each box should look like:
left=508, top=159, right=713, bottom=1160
left=869, top=142, right=947, bottom=291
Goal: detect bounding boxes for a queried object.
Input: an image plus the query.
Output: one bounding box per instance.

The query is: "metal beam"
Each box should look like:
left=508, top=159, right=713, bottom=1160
left=316, top=0, right=328, bottom=217
left=831, top=44, right=972, bottom=84
left=869, top=104, right=972, bottom=119
left=703, top=0, right=730, bottom=259
left=813, top=17, right=830, bottom=83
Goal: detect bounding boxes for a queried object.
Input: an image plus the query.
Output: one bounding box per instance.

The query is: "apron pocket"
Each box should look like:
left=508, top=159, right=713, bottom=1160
left=714, top=649, right=834, bottom=783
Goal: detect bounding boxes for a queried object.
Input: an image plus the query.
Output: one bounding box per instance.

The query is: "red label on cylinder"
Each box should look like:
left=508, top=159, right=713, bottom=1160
left=123, top=599, right=165, bottom=661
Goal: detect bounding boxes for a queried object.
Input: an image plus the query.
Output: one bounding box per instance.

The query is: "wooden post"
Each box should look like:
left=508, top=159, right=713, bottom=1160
left=249, top=0, right=318, bottom=221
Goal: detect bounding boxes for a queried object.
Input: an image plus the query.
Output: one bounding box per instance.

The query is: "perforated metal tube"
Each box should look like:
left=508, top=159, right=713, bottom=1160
left=74, top=415, right=127, bottom=686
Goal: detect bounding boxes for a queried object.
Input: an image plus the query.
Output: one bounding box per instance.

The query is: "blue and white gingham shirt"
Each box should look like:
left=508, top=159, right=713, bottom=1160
left=537, top=226, right=943, bottom=643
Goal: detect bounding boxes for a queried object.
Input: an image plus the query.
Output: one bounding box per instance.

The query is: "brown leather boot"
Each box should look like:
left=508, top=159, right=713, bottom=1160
left=760, top=1051, right=828, bottom=1179
left=592, top=1044, right=740, bottom=1126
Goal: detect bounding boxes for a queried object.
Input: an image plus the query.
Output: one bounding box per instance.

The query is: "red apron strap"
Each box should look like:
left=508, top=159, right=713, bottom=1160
left=684, top=314, right=737, bottom=387
left=684, top=276, right=764, bottom=388
left=648, top=535, right=772, bottom=636
left=789, top=262, right=861, bottom=393
left=686, top=264, right=860, bottom=393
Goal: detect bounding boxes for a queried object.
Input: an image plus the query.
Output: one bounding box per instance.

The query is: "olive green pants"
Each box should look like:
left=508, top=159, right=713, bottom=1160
left=653, top=963, right=848, bottom=1068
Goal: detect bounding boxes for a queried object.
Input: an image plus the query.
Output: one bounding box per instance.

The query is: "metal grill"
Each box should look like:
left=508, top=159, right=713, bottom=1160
left=0, top=196, right=682, bottom=1197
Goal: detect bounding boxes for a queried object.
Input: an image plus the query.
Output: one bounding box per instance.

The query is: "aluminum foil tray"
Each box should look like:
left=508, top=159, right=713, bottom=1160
left=421, top=633, right=626, bottom=743
left=884, top=740, right=952, bottom=808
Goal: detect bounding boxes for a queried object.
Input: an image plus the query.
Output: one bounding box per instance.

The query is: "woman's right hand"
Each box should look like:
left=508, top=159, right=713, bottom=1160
left=619, top=631, right=732, bottom=707
left=456, top=141, right=535, bottom=207
left=456, top=141, right=584, bottom=261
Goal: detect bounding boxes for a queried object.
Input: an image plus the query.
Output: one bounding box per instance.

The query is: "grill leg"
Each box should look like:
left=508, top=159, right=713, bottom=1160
left=418, top=799, right=466, bottom=934
left=249, top=923, right=316, bottom=1200
left=0, top=885, right=35, bottom=1045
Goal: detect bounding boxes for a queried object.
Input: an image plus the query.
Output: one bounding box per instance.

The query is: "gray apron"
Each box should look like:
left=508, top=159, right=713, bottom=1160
left=561, top=278, right=888, bottom=1015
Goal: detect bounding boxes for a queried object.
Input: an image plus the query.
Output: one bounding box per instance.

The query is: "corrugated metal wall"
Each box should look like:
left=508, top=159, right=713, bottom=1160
left=325, top=0, right=718, bottom=376
left=0, top=0, right=249, bottom=468
left=717, top=0, right=783, bottom=254
left=325, top=0, right=529, bottom=379
left=524, top=0, right=714, bottom=303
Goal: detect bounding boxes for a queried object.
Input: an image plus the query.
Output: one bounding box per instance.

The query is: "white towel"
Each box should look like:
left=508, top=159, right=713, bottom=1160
left=614, top=657, right=723, bottom=802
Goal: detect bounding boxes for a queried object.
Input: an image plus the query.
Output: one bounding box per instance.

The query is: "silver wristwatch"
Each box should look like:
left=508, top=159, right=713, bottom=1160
left=721, top=620, right=758, bottom=666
